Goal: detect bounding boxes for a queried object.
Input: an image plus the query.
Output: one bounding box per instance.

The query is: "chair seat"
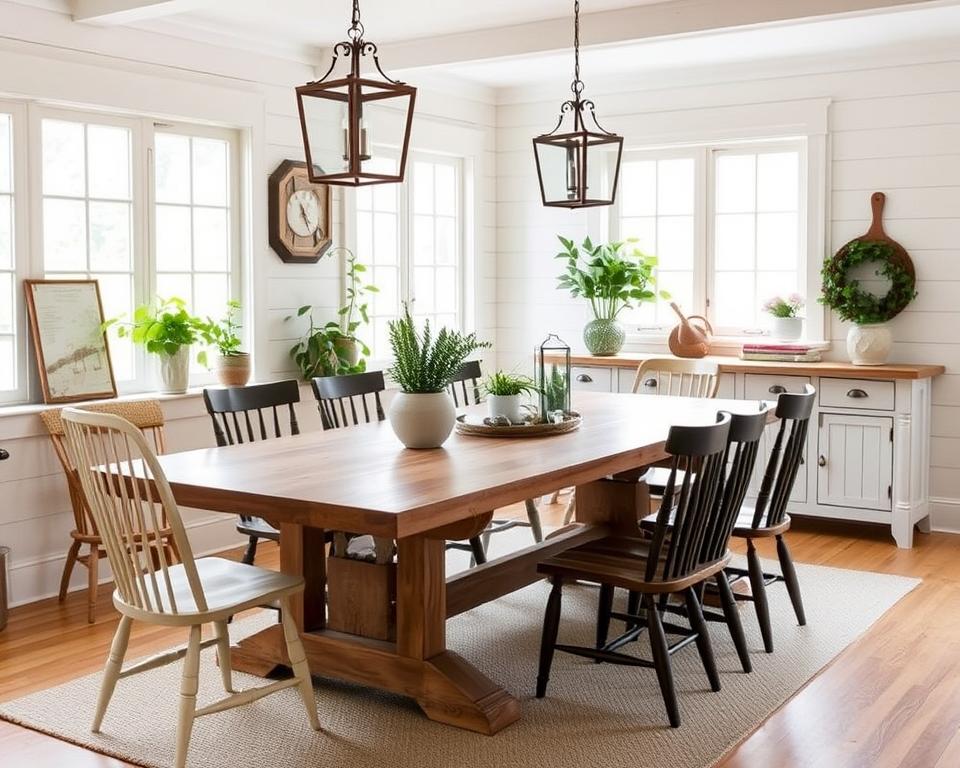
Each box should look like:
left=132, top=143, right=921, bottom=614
left=538, top=536, right=729, bottom=594
left=732, top=509, right=791, bottom=538
left=114, top=557, right=303, bottom=624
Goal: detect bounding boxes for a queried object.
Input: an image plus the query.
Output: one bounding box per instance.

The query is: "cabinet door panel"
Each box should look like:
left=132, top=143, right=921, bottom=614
left=817, top=413, right=893, bottom=511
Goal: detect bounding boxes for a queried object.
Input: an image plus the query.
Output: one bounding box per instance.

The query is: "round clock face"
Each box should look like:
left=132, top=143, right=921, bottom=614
left=286, top=189, right=322, bottom=238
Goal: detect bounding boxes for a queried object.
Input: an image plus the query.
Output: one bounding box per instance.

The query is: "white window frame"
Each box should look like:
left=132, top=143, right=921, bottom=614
left=24, top=104, right=243, bottom=397
left=612, top=136, right=816, bottom=343
left=0, top=100, right=29, bottom=405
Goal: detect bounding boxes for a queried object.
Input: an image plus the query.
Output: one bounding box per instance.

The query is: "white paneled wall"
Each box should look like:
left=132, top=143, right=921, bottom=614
left=493, top=56, right=960, bottom=526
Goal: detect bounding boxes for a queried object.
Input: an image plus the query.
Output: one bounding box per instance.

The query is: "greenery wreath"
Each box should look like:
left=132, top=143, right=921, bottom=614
left=820, top=239, right=917, bottom=325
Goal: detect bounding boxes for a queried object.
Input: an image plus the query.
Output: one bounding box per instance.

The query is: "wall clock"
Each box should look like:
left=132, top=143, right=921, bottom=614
left=268, top=159, right=332, bottom=263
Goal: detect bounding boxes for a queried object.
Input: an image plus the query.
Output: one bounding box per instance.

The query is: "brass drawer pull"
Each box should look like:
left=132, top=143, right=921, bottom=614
left=846, top=388, right=869, bottom=399
left=768, top=384, right=787, bottom=395
left=575, top=374, right=593, bottom=383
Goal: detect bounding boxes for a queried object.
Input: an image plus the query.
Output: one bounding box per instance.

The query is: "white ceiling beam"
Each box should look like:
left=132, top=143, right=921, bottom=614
left=384, top=0, right=947, bottom=71
left=70, top=0, right=213, bottom=26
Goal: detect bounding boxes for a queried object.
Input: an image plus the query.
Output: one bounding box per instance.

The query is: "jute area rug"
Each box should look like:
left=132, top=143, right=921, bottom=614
left=0, top=536, right=919, bottom=768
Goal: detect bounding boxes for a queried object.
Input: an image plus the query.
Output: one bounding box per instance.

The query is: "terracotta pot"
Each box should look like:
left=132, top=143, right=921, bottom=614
left=334, top=336, right=360, bottom=367
left=388, top=391, right=456, bottom=449
left=216, top=352, right=251, bottom=387
left=158, top=346, right=190, bottom=394
left=847, top=323, right=892, bottom=366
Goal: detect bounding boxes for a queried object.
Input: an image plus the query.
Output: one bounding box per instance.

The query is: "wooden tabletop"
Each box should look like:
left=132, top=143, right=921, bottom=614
left=153, top=391, right=774, bottom=539
left=550, top=353, right=945, bottom=380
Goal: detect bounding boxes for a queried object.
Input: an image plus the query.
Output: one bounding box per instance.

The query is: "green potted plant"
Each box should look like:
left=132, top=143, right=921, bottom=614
left=481, top=371, right=539, bottom=424
left=197, top=300, right=249, bottom=387
left=555, top=235, right=668, bottom=356
left=386, top=306, right=490, bottom=448
left=762, top=294, right=805, bottom=341
left=820, top=239, right=917, bottom=365
left=285, top=249, right=377, bottom=380
left=105, top=297, right=204, bottom=394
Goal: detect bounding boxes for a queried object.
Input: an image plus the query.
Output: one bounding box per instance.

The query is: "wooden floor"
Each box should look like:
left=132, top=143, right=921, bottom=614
left=2, top=501, right=960, bottom=767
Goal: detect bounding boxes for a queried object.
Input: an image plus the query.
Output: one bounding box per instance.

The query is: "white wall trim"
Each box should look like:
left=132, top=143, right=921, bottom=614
left=929, top=497, right=960, bottom=535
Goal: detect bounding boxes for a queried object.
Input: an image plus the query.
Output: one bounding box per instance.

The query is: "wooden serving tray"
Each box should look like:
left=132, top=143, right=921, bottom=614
left=455, top=411, right=582, bottom=438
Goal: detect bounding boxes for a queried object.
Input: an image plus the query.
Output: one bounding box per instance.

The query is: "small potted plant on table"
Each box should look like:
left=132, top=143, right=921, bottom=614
left=198, top=300, right=250, bottom=386
left=482, top=371, right=540, bottom=424
left=387, top=306, right=490, bottom=449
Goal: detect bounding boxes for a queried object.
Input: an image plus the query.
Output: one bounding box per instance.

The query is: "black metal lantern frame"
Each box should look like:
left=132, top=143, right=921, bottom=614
left=296, top=0, right=416, bottom=187
left=537, top=334, right=572, bottom=421
left=532, top=1, right=624, bottom=209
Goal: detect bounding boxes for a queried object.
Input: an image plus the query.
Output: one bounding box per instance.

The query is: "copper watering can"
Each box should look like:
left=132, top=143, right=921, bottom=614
left=667, top=302, right=712, bottom=358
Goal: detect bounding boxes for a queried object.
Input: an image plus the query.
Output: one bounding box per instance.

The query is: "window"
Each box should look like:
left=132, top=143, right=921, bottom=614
left=354, top=151, right=464, bottom=358
left=0, top=113, right=15, bottom=395
left=615, top=139, right=805, bottom=338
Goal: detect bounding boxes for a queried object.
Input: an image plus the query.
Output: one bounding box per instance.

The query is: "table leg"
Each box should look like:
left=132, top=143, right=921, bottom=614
left=575, top=476, right=650, bottom=534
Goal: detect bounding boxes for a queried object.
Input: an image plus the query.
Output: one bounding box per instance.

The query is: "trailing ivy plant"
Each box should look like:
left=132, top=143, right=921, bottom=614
left=387, top=305, right=490, bottom=393
left=286, top=307, right=367, bottom=380
left=555, top=235, right=669, bottom=320
left=820, top=239, right=917, bottom=325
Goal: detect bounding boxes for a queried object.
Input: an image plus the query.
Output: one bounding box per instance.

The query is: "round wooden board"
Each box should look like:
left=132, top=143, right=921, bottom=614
left=455, top=411, right=582, bottom=438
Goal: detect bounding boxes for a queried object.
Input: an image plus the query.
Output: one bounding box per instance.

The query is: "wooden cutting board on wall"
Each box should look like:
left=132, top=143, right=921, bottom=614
left=835, top=191, right=916, bottom=282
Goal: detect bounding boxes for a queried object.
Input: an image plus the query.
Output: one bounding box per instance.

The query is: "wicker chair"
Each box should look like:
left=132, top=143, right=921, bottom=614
left=41, top=400, right=180, bottom=624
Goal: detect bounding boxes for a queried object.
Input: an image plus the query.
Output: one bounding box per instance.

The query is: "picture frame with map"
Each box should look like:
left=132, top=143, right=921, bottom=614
left=24, top=279, right=118, bottom=404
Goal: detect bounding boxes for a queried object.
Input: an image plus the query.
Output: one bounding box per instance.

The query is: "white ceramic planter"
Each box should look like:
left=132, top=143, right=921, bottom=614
left=771, top=316, right=803, bottom=341
left=487, top=394, right=524, bottom=424
left=388, top=391, right=456, bottom=449
left=158, top=346, right=190, bottom=394
left=847, top=323, right=893, bottom=366
left=216, top=352, right=251, bottom=387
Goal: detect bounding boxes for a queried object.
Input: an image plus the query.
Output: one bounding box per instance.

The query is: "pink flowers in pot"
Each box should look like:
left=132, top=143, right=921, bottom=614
left=763, top=294, right=805, bottom=319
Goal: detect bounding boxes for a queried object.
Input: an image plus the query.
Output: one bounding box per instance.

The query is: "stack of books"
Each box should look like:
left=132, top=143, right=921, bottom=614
left=739, top=341, right=828, bottom=362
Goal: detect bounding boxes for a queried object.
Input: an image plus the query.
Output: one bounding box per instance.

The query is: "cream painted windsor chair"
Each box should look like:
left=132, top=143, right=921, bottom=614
left=61, top=407, right=321, bottom=768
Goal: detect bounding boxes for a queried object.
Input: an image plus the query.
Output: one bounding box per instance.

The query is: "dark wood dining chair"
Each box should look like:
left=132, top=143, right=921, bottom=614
left=312, top=370, right=489, bottom=565
left=202, top=380, right=302, bottom=565
left=535, top=413, right=733, bottom=728
left=637, top=406, right=772, bottom=674
left=727, top=384, right=816, bottom=653
left=447, top=360, right=545, bottom=555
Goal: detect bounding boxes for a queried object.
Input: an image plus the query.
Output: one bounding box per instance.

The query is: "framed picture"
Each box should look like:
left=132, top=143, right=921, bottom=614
left=24, top=279, right=118, bottom=404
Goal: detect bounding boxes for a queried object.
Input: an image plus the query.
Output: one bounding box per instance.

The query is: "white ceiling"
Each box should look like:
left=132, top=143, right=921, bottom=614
left=440, top=2, right=960, bottom=88
left=168, top=0, right=667, bottom=47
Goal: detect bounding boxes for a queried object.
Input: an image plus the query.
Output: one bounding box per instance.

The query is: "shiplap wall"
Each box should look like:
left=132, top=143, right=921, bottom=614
left=494, top=56, right=960, bottom=523
left=0, top=2, right=497, bottom=606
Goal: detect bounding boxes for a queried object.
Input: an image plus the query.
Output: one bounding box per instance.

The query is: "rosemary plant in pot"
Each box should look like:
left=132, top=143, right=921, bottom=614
left=386, top=307, right=490, bottom=449
left=556, top=235, right=667, bottom=355
left=482, top=371, right=539, bottom=424
left=105, top=297, right=205, bottom=394
left=197, top=300, right=250, bottom=386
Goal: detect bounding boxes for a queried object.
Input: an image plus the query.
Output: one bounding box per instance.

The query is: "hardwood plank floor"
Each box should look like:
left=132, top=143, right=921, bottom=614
left=1, top=501, right=958, bottom=767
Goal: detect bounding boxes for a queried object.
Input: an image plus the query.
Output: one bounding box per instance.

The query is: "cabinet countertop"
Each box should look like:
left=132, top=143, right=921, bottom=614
left=547, top=353, right=945, bottom=381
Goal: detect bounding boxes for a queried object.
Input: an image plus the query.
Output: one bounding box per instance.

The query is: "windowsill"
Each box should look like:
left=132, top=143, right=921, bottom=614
left=0, top=387, right=208, bottom=419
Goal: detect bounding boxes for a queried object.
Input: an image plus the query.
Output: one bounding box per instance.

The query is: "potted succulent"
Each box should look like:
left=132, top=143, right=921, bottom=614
left=762, top=294, right=805, bottom=341
left=286, top=249, right=376, bottom=380
left=482, top=371, right=540, bottom=424
left=105, top=297, right=205, bottom=394
left=820, top=239, right=917, bottom=365
left=197, top=300, right=249, bottom=387
left=386, top=306, right=490, bottom=449
left=556, top=235, right=668, bottom=356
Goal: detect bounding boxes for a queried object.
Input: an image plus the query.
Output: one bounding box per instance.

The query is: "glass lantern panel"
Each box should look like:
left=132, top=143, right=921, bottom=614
left=584, top=138, right=620, bottom=204
left=299, top=88, right=350, bottom=178
left=535, top=138, right=582, bottom=205
left=359, top=89, right=413, bottom=180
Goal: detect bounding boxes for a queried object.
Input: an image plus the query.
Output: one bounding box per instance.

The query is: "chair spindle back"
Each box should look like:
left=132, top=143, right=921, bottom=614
left=632, top=358, right=721, bottom=399
left=311, top=371, right=386, bottom=430
left=61, top=408, right=203, bottom=615
left=202, top=380, right=301, bottom=447
left=448, top=360, right=483, bottom=407
left=751, top=385, right=816, bottom=529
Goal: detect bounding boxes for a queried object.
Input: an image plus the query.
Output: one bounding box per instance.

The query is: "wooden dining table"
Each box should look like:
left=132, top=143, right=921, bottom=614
left=148, top=391, right=775, bottom=736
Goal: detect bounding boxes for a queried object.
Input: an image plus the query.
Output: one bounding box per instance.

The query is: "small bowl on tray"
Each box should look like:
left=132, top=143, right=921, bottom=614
left=454, top=410, right=581, bottom=438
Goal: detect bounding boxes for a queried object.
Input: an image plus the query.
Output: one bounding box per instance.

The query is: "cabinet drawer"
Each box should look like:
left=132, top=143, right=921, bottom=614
left=617, top=367, right=640, bottom=393
left=572, top=366, right=612, bottom=392
left=744, top=373, right=811, bottom=401
left=819, top=377, right=894, bottom=411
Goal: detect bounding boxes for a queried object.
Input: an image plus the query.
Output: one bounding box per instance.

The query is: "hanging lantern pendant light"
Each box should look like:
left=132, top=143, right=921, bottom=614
left=296, top=0, right=416, bottom=187
left=532, top=0, right=624, bottom=208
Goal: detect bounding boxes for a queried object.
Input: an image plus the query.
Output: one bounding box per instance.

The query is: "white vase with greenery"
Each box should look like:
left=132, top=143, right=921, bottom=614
left=763, top=294, right=805, bottom=341
left=386, top=307, right=490, bottom=449
left=482, top=371, right=539, bottom=424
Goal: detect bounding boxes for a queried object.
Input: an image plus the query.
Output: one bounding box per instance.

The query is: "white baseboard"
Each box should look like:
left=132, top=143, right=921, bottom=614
left=6, top=514, right=247, bottom=609
left=929, top=497, right=960, bottom=535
